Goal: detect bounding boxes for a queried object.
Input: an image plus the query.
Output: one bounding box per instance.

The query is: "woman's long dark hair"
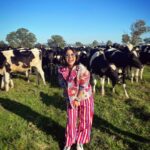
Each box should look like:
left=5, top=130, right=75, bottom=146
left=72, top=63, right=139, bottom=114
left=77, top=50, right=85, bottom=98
left=62, top=47, right=80, bottom=67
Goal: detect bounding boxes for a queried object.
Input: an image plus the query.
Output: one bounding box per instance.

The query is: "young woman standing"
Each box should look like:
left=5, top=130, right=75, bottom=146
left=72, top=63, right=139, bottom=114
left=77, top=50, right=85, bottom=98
left=58, top=48, right=94, bottom=150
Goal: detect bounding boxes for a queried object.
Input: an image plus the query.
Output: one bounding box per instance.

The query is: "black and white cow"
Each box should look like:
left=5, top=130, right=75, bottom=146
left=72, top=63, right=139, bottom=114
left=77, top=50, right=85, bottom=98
left=79, top=48, right=118, bottom=96
left=0, top=48, right=46, bottom=91
left=138, top=44, right=150, bottom=80
left=127, top=44, right=150, bottom=83
left=104, top=44, right=142, bottom=98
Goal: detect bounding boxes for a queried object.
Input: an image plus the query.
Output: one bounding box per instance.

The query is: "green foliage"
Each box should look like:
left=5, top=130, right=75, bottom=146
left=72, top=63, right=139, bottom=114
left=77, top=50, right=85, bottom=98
left=6, top=28, right=37, bottom=48
left=47, top=35, right=66, bottom=48
left=92, top=40, right=99, bottom=47
left=122, top=20, right=150, bottom=45
left=75, top=41, right=84, bottom=47
left=122, top=34, right=130, bottom=44
left=143, top=38, right=150, bottom=44
left=106, top=40, right=113, bottom=46
left=0, top=41, right=8, bottom=49
left=0, top=67, right=150, bottom=150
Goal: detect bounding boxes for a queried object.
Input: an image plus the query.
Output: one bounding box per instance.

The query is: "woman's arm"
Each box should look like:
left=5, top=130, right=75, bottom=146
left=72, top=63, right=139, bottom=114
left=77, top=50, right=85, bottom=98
left=73, top=66, right=90, bottom=107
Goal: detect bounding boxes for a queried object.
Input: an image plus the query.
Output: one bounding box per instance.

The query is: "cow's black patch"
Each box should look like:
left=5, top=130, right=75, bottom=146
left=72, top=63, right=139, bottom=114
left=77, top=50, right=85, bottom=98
left=0, top=52, right=6, bottom=69
left=11, top=50, right=35, bottom=68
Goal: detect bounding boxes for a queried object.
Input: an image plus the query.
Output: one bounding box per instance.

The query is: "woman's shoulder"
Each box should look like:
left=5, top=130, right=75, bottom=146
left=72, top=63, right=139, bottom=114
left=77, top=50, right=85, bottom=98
left=78, top=63, right=86, bottom=69
left=78, top=63, right=88, bottom=72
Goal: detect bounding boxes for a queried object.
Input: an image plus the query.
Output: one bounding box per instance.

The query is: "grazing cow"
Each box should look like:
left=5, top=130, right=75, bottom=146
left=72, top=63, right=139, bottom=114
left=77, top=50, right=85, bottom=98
left=79, top=48, right=118, bottom=96
left=0, top=48, right=46, bottom=91
left=104, top=45, right=142, bottom=98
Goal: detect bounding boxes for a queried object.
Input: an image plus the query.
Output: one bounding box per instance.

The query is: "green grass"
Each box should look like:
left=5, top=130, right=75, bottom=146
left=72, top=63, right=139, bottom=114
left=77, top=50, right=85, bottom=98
left=0, top=67, right=150, bottom=150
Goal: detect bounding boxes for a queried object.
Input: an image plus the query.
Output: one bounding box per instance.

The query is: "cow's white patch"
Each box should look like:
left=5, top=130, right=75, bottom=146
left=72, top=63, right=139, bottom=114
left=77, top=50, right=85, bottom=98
left=90, top=52, right=99, bottom=67
left=109, top=64, right=116, bottom=70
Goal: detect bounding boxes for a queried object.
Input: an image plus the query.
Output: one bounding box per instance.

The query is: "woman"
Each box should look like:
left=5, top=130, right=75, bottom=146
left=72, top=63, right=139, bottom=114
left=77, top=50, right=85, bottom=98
left=58, top=48, right=94, bottom=150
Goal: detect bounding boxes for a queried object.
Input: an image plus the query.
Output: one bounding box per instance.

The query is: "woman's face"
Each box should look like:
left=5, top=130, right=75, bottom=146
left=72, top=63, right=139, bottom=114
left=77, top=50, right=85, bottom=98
left=65, top=49, right=76, bottom=68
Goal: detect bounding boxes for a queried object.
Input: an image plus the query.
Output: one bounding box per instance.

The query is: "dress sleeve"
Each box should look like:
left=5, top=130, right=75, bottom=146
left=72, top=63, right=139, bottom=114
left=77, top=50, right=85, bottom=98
left=78, top=65, right=90, bottom=90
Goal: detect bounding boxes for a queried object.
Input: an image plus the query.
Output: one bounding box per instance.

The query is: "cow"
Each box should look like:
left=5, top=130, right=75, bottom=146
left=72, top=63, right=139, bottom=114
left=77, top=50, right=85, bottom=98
left=79, top=48, right=118, bottom=96
left=130, top=44, right=150, bottom=82
left=138, top=44, right=150, bottom=80
left=0, top=48, right=46, bottom=91
left=104, top=44, right=142, bottom=98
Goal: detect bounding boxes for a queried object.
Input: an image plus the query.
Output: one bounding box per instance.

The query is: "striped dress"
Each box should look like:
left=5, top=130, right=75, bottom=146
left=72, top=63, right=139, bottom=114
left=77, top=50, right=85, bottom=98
left=58, top=63, right=94, bottom=147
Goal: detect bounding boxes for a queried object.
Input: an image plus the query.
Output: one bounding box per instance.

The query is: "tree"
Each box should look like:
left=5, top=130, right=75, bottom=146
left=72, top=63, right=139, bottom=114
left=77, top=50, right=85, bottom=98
left=106, top=40, right=113, bottom=46
left=122, top=34, right=130, bottom=44
left=122, top=20, right=150, bottom=45
left=6, top=28, right=37, bottom=48
left=143, top=37, right=150, bottom=44
left=47, top=35, right=66, bottom=48
left=92, top=40, right=99, bottom=47
left=35, top=43, right=47, bottom=49
left=0, top=40, right=8, bottom=49
left=75, top=42, right=83, bottom=47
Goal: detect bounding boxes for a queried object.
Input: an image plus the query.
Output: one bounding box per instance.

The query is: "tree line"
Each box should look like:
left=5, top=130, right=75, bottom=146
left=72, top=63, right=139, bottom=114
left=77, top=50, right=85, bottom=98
left=0, top=19, right=150, bottom=49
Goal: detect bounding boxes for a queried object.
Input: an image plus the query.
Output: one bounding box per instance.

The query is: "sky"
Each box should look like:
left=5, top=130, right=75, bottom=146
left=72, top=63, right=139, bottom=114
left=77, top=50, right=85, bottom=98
left=0, top=0, right=150, bottom=45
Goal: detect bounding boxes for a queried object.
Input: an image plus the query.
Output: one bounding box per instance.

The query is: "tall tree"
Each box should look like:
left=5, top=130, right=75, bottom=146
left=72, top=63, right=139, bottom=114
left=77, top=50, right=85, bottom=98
left=75, top=42, right=83, bottom=47
left=92, top=40, right=99, bottom=47
left=0, top=40, right=8, bottom=49
left=122, top=20, right=150, bottom=45
left=122, top=34, right=130, bottom=44
left=6, top=28, right=37, bottom=48
left=143, top=37, right=150, bottom=44
left=47, top=35, right=66, bottom=48
left=106, top=40, right=113, bottom=46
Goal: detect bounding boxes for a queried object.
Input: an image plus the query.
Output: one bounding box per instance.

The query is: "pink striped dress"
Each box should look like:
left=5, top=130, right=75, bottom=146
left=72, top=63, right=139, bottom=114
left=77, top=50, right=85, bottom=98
left=58, top=63, right=94, bottom=147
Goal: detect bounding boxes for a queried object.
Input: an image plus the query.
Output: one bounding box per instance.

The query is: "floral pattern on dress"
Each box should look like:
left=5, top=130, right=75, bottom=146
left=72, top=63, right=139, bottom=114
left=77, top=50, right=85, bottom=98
left=58, top=63, right=93, bottom=108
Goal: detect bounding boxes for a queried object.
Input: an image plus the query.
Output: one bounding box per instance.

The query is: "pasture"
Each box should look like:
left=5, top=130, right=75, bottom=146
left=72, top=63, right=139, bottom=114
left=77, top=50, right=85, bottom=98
left=0, top=67, right=150, bottom=150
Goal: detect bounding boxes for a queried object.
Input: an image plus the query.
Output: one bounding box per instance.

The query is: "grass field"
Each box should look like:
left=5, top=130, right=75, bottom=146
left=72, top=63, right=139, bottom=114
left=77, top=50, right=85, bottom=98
left=0, top=67, right=150, bottom=150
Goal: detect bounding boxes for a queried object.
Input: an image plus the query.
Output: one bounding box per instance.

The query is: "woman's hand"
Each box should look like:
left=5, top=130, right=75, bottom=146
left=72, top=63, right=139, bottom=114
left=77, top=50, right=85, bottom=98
left=73, top=100, right=80, bottom=108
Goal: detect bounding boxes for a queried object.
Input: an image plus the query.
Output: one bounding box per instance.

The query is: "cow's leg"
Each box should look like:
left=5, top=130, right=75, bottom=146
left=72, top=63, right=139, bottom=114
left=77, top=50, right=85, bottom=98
left=140, top=66, right=144, bottom=80
left=135, top=68, right=140, bottom=83
left=123, top=84, right=129, bottom=98
left=50, top=63, right=53, bottom=76
left=100, top=77, right=105, bottom=96
left=90, top=74, right=97, bottom=94
left=36, top=67, right=46, bottom=85
left=1, top=76, right=5, bottom=89
left=4, top=72, right=10, bottom=92
left=55, top=65, right=58, bottom=75
left=107, top=77, right=110, bottom=85
left=131, top=67, right=135, bottom=84
left=92, top=78, right=97, bottom=94
left=9, top=79, right=14, bottom=88
left=25, top=70, right=30, bottom=83
left=122, top=69, right=129, bottom=98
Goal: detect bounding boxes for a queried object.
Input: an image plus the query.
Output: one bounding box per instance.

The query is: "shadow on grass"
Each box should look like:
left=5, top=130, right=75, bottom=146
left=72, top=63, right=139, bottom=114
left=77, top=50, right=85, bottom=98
left=130, top=107, right=150, bottom=122
left=93, top=114, right=150, bottom=149
left=40, top=92, right=66, bottom=111
left=0, top=98, right=65, bottom=149
left=125, top=99, right=150, bottom=122
left=46, top=73, right=60, bottom=88
left=40, top=92, right=150, bottom=149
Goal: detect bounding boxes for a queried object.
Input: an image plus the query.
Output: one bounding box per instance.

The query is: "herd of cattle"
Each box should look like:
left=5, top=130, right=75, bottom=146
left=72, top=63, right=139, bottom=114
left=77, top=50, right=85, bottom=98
left=0, top=43, right=150, bottom=98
